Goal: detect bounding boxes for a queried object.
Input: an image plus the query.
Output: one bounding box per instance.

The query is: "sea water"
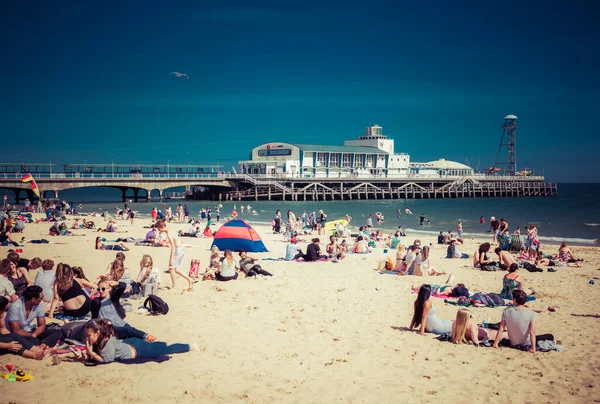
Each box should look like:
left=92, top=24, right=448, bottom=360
left=10, top=183, right=600, bottom=245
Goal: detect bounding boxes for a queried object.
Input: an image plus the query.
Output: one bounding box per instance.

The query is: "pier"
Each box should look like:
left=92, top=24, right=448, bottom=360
left=0, top=163, right=557, bottom=203
left=219, top=174, right=557, bottom=201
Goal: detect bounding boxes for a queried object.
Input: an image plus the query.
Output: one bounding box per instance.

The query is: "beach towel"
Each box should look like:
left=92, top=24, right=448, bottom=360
left=53, top=344, right=86, bottom=355
left=53, top=313, right=91, bottom=322
left=293, top=258, right=329, bottom=262
left=379, top=270, right=401, bottom=275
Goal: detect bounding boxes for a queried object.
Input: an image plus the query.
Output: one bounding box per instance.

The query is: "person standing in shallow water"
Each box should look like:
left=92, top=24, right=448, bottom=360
left=155, top=220, right=193, bottom=291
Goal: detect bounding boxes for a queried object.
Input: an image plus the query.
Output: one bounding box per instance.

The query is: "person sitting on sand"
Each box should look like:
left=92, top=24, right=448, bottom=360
left=500, top=263, right=533, bottom=299
left=353, top=236, right=370, bottom=254
left=0, top=296, right=53, bottom=360
left=297, top=238, right=328, bottom=261
left=336, top=240, right=347, bottom=260
left=7, top=259, right=31, bottom=298
left=0, top=260, right=18, bottom=303
left=216, top=250, right=239, bottom=281
left=494, top=247, right=516, bottom=270
left=34, top=259, right=56, bottom=306
left=326, top=236, right=338, bottom=258
left=409, top=284, right=453, bottom=336
left=493, top=290, right=555, bottom=353
left=407, top=239, right=421, bottom=252
left=135, top=255, right=161, bottom=297
left=518, top=247, right=529, bottom=261
left=558, top=242, right=582, bottom=267
left=477, top=243, right=498, bottom=271
left=415, top=246, right=445, bottom=276
left=95, top=236, right=129, bottom=251
left=79, top=319, right=197, bottom=363
left=91, top=279, right=128, bottom=327
left=451, top=308, right=502, bottom=345
left=7, top=252, right=42, bottom=272
left=49, top=264, right=95, bottom=319
left=101, top=254, right=131, bottom=293
left=405, top=246, right=420, bottom=275
left=446, top=239, right=469, bottom=259
left=82, top=219, right=95, bottom=229
left=394, top=244, right=407, bottom=272
left=202, top=246, right=221, bottom=280
left=5, top=285, right=63, bottom=347
left=0, top=228, right=19, bottom=247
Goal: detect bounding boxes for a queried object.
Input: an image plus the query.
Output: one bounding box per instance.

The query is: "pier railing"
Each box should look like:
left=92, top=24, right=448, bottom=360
left=0, top=172, right=546, bottom=181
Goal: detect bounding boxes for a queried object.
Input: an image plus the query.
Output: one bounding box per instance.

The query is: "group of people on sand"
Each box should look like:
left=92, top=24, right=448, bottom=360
left=285, top=236, right=347, bottom=262
left=0, top=242, right=199, bottom=363
left=409, top=284, right=558, bottom=353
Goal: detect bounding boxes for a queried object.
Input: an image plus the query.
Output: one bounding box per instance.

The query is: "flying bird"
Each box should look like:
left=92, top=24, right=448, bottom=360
left=170, top=72, right=189, bottom=79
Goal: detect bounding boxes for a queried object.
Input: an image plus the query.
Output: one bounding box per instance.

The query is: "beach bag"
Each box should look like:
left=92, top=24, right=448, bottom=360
left=385, top=257, right=394, bottom=270
left=143, top=295, right=169, bottom=315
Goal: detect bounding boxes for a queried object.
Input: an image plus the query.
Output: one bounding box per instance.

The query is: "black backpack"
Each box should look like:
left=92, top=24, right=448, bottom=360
left=144, top=295, right=169, bottom=315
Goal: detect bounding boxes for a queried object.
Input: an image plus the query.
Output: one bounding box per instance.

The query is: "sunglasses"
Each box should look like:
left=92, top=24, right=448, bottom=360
left=97, top=287, right=107, bottom=292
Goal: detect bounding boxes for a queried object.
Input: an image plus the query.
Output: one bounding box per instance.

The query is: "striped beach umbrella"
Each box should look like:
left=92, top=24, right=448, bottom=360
left=211, top=220, right=268, bottom=253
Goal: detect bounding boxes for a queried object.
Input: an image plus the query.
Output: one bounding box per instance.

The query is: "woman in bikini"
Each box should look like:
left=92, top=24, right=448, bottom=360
left=451, top=308, right=502, bottom=345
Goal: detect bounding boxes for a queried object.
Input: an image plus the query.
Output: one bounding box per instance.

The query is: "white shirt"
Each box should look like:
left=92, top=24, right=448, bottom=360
left=0, top=276, right=15, bottom=299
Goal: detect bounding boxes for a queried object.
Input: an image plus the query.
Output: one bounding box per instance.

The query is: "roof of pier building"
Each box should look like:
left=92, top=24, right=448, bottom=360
left=411, top=159, right=472, bottom=170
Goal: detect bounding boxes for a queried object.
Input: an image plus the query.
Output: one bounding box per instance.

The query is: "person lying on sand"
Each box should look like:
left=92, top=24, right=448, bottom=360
left=95, top=237, right=129, bottom=251
left=74, top=319, right=197, bottom=363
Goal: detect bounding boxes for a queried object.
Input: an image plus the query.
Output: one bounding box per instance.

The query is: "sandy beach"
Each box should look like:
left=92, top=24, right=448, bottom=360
left=1, top=215, right=600, bottom=404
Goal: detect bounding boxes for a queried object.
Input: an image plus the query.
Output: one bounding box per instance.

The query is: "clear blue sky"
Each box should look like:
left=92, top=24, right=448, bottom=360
left=1, top=0, right=598, bottom=182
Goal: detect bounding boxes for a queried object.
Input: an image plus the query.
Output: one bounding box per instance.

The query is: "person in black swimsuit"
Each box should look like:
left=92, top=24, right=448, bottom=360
left=48, top=264, right=94, bottom=319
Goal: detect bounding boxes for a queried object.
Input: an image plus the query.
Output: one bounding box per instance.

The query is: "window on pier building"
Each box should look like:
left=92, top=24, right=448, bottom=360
left=316, top=152, right=327, bottom=167
left=366, top=154, right=375, bottom=168
left=342, top=153, right=351, bottom=167
left=329, top=153, right=339, bottom=167
left=354, top=154, right=364, bottom=167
